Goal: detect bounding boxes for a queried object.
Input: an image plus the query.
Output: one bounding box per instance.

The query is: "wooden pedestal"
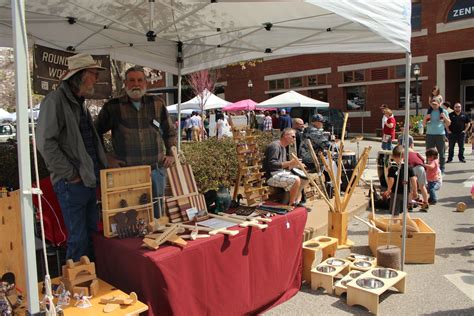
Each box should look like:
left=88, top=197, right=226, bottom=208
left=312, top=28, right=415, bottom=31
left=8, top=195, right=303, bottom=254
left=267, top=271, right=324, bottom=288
left=311, top=258, right=350, bottom=294
left=302, top=236, right=338, bottom=284
left=328, top=211, right=354, bottom=249
left=368, top=218, right=435, bottom=263
left=346, top=268, right=406, bottom=315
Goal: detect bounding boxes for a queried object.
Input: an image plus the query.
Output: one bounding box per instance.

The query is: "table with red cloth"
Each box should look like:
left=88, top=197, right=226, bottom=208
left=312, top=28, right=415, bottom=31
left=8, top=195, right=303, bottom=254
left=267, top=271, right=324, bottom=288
left=93, top=207, right=307, bottom=316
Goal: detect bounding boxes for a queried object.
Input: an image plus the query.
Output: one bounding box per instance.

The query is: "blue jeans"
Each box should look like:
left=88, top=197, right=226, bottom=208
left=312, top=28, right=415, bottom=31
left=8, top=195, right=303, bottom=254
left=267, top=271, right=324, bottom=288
left=427, top=180, right=441, bottom=202
left=381, top=140, right=392, bottom=150
left=151, top=167, right=167, bottom=218
left=53, top=179, right=98, bottom=261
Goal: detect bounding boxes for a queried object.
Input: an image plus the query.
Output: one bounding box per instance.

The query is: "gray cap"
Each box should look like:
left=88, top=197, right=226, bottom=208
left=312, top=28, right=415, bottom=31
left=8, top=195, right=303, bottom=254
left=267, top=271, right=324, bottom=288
left=311, top=114, right=324, bottom=122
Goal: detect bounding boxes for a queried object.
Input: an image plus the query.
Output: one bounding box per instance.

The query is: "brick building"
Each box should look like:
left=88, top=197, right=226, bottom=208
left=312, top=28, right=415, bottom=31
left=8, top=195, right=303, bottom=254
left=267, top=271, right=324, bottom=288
left=213, top=0, right=474, bottom=134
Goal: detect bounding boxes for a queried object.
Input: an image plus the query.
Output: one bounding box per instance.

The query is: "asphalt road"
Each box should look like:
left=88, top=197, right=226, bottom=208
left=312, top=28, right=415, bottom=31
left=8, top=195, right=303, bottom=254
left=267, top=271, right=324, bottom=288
left=265, top=139, right=474, bottom=316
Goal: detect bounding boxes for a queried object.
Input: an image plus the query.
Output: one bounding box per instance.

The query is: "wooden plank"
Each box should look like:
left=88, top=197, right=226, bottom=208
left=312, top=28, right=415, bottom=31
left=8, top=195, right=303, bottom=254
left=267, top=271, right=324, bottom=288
left=0, top=191, right=26, bottom=296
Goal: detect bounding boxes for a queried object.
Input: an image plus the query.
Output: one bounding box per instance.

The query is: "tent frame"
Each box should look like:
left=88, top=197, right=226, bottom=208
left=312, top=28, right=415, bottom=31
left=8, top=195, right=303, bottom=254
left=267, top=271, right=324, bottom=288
left=9, top=1, right=413, bottom=314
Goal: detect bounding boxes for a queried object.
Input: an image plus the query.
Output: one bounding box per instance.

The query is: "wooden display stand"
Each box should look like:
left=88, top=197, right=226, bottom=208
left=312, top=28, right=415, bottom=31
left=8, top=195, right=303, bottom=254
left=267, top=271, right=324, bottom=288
left=368, top=218, right=435, bottom=263
left=0, top=190, right=26, bottom=297
left=349, top=259, right=377, bottom=272
left=61, top=256, right=99, bottom=296
left=334, top=270, right=364, bottom=296
left=233, top=132, right=268, bottom=205
left=346, top=268, right=406, bottom=315
left=328, top=211, right=354, bottom=249
left=100, top=166, right=153, bottom=238
left=311, top=258, right=350, bottom=294
left=302, top=236, right=338, bottom=284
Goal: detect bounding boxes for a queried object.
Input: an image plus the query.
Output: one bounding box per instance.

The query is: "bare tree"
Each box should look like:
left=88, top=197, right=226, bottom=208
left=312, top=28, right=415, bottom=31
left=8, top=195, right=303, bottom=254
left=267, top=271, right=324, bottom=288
left=187, top=69, right=216, bottom=112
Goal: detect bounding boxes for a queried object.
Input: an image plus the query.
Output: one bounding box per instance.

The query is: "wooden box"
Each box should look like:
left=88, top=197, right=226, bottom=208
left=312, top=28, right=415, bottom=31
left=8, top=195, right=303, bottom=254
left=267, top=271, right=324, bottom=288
left=100, top=166, right=153, bottom=238
left=368, top=218, right=436, bottom=264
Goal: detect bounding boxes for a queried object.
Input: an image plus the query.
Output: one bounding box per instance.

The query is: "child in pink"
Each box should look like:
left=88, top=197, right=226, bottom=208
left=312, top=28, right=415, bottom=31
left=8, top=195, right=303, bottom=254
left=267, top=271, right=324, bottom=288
left=407, top=143, right=430, bottom=211
left=424, top=148, right=442, bottom=204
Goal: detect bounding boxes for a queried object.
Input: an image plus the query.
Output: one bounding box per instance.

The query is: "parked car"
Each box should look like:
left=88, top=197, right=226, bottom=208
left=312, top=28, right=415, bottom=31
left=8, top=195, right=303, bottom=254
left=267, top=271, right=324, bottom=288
left=0, top=123, right=16, bottom=143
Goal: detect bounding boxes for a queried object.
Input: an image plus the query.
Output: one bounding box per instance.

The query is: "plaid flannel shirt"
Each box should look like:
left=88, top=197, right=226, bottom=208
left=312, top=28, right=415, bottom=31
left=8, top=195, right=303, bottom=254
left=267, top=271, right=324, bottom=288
left=95, top=94, right=177, bottom=168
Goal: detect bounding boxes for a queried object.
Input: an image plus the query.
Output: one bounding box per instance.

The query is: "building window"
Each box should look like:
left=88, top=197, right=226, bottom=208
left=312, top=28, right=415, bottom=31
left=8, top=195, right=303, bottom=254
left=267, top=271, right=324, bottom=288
left=411, top=1, right=422, bottom=31
left=289, top=77, right=303, bottom=88
left=308, top=74, right=327, bottom=86
left=395, top=64, right=420, bottom=79
left=269, top=79, right=284, bottom=90
left=346, top=86, right=366, bottom=111
left=343, top=70, right=365, bottom=83
left=309, top=89, right=328, bottom=102
left=398, top=81, right=423, bottom=108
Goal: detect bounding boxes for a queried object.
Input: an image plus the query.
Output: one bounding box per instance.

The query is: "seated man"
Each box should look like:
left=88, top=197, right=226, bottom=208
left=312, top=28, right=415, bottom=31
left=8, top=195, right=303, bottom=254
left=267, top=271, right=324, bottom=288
left=262, top=128, right=308, bottom=207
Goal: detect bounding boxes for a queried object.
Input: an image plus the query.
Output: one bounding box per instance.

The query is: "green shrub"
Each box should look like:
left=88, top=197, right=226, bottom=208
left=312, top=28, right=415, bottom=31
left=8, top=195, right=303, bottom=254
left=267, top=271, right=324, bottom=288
left=0, top=143, right=49, bottom=189
left=181, top=130, right=275, bottom=193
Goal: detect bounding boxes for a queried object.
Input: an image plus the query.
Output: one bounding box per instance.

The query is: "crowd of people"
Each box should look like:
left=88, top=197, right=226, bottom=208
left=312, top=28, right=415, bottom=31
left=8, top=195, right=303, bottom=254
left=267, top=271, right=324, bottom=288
left=380, top=85, right=471, bottom=214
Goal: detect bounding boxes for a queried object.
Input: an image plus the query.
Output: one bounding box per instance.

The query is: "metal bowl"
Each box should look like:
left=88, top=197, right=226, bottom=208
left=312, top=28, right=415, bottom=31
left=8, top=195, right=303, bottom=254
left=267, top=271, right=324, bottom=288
left=356, top=277, right=385, bottom=289
left=305, top=242, right=320, bottom=248
left=372, top=268, right=398, bottom=279
left=316, top=265, right=336, bottom=273
left=349, top=254, right=372, bottom=261
left=349, top=271, right=363, bottom=278
left=318, top=237, right=332, bottom=242
left=326, top=258, right=346, bottom=266
left=353, top=260, right=372, bottom=268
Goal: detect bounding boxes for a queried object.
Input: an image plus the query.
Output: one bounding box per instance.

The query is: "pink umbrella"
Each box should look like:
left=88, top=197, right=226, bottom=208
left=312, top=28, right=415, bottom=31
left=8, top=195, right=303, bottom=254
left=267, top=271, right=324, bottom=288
left=222, top=99, right=276, bottom=112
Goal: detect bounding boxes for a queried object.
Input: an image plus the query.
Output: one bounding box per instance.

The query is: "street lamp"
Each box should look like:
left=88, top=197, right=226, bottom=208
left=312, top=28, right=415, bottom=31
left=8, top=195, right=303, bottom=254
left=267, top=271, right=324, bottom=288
left=413, top=64, right=421, bottom=116
left=247, top=79, right=253, bottom=99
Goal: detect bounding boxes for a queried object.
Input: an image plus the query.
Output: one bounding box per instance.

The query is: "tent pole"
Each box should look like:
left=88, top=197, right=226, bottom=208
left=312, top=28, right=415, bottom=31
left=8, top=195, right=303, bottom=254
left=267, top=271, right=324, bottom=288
left=401, top=52, right=412, bottom=271
left=177, top=64, right=182, bottom=152
left=11, top=0, right=40, bottom=313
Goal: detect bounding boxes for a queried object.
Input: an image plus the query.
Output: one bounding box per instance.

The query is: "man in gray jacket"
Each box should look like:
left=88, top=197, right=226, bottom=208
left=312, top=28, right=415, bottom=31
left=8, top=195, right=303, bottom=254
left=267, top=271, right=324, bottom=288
left=36, top=53, right=108, bottom=261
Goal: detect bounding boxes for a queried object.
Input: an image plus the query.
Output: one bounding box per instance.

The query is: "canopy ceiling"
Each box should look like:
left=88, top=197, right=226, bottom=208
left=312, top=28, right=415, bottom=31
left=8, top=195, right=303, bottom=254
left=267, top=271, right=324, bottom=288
left=0, top=0, right=411, bottom=75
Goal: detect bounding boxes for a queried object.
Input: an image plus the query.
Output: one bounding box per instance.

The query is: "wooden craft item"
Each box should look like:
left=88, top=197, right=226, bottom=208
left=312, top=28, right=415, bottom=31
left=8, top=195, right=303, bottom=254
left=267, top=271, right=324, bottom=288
left=177, top=223, right=239, bottom=236
left=336, top=113, right=349, bottom=205
left=305, top=139, right=330, bottom=200
left=311, top=258, right=350, bottom=294
left=142, top=224, right=187, bottom=250
left=100, top=292, right=137, bottom=305
left=346, top=268, right=406, bottom=315
left=334, top=270, right=365, bottom=297
left=218, top=212, right=272, bottom=223
left=208, top=213, right=268, bottom=230
left=100, top=165, right=153, bottom=238
left=61, top=256, right=99, bottom=297
left=291, top=153, right=334, bottom=212
left=167, top=146, right=199, bottom=197
left=302, top=236, right=338, bottom=284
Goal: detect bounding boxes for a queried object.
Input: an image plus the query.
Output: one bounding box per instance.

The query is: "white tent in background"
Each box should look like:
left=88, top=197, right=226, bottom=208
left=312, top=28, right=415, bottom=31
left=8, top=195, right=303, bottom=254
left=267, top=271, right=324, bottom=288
left=257, top=90, right=329, bottom=108
left=167, top=89, right=230, bottom=111
left=1, top=1, right=413, bottom=314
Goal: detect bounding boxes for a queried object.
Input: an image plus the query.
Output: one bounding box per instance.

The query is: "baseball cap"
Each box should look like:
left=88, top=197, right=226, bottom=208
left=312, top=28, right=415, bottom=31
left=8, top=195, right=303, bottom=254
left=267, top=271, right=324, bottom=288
left=311, top=114, right=324, bottom=122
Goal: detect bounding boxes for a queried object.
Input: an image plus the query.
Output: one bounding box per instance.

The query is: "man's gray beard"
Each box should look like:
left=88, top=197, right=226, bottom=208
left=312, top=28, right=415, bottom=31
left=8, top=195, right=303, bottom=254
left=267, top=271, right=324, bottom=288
left=126, top=88, right=146, bottom=99
left=82, top=86, right=95, bottom=98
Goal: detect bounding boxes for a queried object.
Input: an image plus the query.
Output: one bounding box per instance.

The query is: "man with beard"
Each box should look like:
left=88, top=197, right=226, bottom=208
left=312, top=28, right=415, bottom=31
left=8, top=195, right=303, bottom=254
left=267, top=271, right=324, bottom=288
left=96, top=66, right=177, bottom=218
left=36, top=53, right=108, bottom=260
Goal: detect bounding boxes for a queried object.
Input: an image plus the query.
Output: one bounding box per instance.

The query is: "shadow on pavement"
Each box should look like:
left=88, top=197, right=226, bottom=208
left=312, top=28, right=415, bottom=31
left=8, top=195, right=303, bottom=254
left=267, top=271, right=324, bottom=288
left=435, top=245, right=474, bottom=258
left=420, top=307, right=474, bottom=316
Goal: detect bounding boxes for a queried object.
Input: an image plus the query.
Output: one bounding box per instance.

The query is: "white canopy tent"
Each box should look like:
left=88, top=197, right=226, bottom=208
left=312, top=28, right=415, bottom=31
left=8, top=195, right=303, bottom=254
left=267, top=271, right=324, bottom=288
left=257, top=90, right=329, bottom=108
left=0, top=108, right=14, bottom=121
left=167, top=89, right=230, bottom=112
left=2, top=1, right=413, bottom=314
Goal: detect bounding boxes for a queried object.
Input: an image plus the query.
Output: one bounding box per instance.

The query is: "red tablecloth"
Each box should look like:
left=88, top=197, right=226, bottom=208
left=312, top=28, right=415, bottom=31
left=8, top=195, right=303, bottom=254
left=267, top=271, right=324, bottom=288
left=94, top=207, right=307, bottom=316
